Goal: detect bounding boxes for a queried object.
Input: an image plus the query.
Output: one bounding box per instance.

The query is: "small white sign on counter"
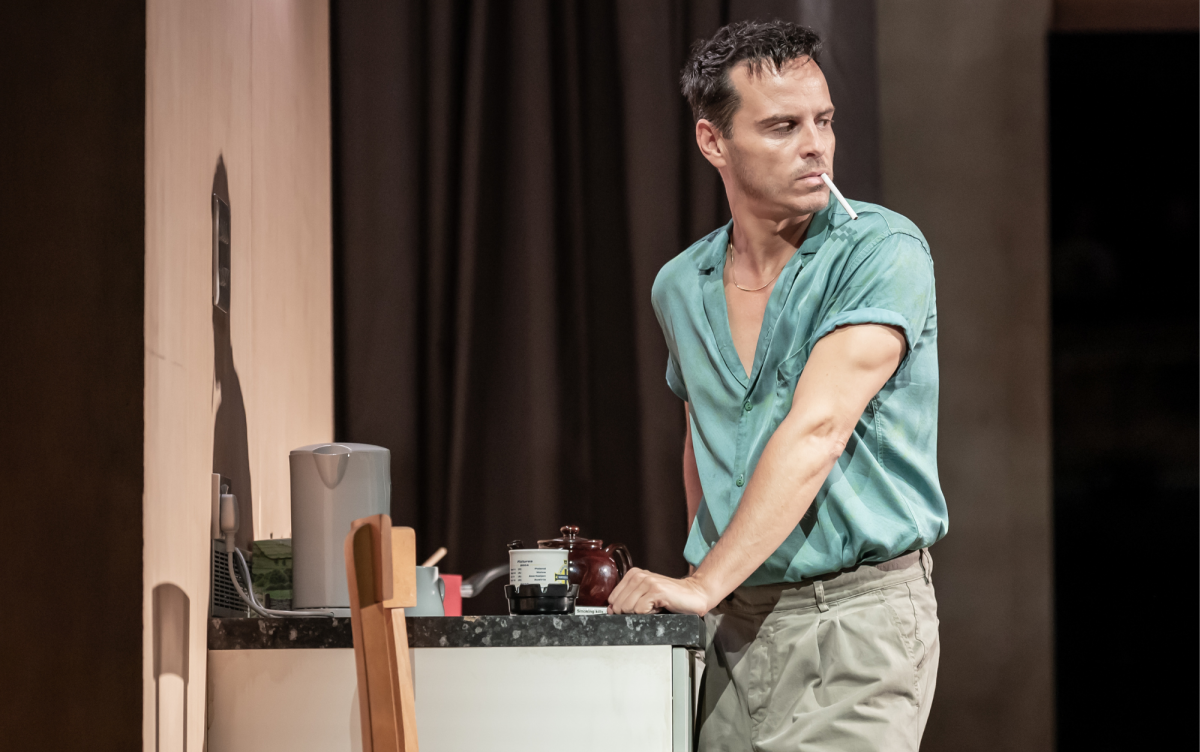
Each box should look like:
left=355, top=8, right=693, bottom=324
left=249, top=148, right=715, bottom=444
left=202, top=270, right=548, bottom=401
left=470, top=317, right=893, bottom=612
left=573, top=605, right=609, bottom=616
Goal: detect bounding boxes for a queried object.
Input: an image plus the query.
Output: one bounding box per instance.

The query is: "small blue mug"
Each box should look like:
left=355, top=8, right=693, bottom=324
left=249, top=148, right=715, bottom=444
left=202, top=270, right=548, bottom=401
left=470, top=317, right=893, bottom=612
left=408, top=565, right=446, bottom=616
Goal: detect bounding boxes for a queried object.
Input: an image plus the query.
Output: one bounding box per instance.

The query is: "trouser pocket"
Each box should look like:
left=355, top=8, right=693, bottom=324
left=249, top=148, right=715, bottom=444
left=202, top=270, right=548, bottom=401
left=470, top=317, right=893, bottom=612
left=878, top=583, right=923, bottom=700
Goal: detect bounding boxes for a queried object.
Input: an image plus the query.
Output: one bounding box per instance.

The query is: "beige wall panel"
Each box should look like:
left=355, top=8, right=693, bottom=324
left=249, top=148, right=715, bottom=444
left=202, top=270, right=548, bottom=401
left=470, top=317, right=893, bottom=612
left=145, top=2, right=252, bottom=748
left=877, top=2, right=1055, bottom=751
left=246, top=1, right=333, bottom=539
left=144, top=1, right=331, bottom=749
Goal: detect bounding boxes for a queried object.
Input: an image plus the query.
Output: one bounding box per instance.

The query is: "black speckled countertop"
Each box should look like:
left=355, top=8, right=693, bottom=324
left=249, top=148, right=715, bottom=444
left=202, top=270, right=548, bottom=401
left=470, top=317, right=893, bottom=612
left=209, top=614, right=704, bottom=650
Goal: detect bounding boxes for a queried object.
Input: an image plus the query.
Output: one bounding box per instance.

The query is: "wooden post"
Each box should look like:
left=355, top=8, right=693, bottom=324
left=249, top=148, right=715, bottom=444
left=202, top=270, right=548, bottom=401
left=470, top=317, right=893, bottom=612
left=345, top=514, right=420, bottom=752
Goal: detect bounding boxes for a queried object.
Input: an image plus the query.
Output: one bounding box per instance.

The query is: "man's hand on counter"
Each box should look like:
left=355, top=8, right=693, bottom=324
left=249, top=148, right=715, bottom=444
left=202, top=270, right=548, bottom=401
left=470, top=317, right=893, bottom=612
left=606, top=568, right=713, bottom=616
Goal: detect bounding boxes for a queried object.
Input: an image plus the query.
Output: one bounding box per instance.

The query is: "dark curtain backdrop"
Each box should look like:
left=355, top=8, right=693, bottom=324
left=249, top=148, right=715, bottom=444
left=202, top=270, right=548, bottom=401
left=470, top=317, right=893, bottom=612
left=332, top=0, right=878, bottom=614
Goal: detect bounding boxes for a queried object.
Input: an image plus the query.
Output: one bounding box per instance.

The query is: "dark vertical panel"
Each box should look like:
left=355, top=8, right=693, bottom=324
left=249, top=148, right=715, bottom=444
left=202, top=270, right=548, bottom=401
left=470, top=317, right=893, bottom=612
left=0, top=3, right=145, bottom=750
left=796, top=0, right=881, bottom=202
left=331, top=0, right=424, bottom=533
left=570, top=0, right=646, bottom=576
left=1049, top=32, right=1199, bottom=750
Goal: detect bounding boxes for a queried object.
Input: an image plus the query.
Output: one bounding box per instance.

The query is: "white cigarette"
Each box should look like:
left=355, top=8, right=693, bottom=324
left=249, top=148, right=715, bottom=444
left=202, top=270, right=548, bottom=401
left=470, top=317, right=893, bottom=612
left=820, top=173, right=858, bottom=220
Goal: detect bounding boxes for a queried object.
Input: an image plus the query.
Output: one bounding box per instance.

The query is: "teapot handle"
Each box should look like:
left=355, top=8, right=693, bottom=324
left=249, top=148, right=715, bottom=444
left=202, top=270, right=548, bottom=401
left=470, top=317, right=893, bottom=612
left=606, top=543, right=633, bottom=577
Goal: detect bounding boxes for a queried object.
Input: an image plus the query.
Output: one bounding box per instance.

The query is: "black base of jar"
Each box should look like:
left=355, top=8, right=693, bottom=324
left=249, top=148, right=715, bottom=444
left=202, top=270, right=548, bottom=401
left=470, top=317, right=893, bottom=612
left=504, top=584, right=578, bottom=615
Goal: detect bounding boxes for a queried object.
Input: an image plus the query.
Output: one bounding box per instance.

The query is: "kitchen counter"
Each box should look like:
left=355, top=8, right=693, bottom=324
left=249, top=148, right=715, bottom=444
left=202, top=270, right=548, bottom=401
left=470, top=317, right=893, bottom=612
left=208, top=613, right=705, bottom=751
left=208, top=612, right=705, bottom=650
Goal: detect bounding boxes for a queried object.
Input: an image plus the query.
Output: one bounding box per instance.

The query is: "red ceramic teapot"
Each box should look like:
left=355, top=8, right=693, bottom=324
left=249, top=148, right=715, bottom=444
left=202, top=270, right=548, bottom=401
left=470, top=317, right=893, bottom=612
left=537, top=526, right=632, bottom=609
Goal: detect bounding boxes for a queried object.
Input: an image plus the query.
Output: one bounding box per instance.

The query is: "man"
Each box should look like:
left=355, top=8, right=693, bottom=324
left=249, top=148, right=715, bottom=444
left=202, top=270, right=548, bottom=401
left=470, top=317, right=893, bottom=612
left=607, top=20, right=947, bottom=751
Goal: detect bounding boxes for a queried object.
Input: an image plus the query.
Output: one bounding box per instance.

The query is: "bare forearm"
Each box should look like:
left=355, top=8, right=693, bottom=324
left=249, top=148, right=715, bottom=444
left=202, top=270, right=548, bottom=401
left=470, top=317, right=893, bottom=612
left=608, top=425, right=840, bottom=617
left=607, top=325, right=905, bottom=617
left=687, top=325, right=906, bottom=610
left=690, top=420, right=842, bottom=610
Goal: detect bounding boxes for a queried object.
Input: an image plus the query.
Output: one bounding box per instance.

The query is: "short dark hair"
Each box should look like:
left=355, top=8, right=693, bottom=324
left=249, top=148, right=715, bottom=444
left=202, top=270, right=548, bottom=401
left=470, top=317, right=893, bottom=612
left=681, top=20, right=822, bottom=138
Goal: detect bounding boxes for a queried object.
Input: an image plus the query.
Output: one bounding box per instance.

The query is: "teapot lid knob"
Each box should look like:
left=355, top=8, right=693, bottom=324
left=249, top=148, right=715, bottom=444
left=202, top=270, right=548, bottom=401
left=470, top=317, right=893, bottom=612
left=560, top=525, right=580, bottom=538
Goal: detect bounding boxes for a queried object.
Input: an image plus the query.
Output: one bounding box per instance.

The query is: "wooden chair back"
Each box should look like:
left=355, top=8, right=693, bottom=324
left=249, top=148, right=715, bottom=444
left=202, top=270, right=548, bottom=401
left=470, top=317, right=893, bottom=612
left=344, top=514, right=419, bottom=752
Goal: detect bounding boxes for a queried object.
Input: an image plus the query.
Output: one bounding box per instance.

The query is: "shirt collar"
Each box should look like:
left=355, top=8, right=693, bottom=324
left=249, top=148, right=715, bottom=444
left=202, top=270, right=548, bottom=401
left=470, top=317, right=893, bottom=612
left=690, top=196, right=838, bottom=275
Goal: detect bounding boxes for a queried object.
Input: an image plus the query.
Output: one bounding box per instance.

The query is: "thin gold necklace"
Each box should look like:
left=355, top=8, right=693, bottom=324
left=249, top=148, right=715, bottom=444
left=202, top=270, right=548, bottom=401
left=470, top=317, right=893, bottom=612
left=727, top=242, right=784, bottom=292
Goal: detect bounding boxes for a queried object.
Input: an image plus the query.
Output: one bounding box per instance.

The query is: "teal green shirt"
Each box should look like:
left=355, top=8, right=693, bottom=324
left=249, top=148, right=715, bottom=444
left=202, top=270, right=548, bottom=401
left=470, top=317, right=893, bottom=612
left=651, top=197, right=947, bottom=584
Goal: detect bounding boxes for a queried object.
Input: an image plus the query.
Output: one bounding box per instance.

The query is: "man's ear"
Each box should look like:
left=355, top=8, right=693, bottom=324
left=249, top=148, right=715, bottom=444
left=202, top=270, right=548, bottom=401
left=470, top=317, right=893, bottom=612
left=695, top=119, right=727, bottom=169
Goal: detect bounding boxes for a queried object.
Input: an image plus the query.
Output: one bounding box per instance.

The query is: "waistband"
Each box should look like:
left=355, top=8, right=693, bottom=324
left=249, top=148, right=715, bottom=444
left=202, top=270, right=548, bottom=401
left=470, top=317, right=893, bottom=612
left=719, top=549, right=932, bottom=615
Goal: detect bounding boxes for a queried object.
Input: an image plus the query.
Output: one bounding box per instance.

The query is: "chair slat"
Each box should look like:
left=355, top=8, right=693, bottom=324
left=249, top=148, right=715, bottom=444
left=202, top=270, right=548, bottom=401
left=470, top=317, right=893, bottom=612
left=345, top=514, right=420, bottom=752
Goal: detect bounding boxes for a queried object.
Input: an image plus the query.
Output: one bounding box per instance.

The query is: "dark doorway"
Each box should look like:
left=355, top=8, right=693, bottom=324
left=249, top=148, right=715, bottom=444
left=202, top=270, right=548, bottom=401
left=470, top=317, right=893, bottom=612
left=1049, top=32, right=1198, bottom=749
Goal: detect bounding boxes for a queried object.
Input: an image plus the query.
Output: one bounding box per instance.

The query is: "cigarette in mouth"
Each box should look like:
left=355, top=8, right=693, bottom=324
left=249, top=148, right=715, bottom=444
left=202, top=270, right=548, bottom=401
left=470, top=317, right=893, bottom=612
left=820, top=173, right=858, bottom=220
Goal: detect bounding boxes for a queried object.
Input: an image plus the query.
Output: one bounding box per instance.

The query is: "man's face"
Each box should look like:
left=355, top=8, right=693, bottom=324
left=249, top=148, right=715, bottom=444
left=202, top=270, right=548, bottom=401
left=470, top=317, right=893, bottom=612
left=719, top=57, right=835, bottom=219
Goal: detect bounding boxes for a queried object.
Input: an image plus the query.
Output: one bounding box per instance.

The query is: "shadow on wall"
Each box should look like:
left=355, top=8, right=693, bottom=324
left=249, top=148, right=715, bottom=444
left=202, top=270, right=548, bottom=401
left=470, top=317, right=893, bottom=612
left=152, top=583, right=189, bottom=752
left=211, top=156, right=255, bottom=550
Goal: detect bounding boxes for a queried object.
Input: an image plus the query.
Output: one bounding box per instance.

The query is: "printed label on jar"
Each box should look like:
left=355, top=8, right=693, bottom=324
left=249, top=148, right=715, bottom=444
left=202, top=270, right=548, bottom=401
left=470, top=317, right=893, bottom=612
left=509, top=549, right=570, bottom=588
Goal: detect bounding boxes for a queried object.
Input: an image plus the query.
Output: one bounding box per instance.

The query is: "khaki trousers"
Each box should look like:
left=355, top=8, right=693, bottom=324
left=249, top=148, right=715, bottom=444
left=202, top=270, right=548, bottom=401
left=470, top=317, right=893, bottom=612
left=697, top=550, right=939, bottom=752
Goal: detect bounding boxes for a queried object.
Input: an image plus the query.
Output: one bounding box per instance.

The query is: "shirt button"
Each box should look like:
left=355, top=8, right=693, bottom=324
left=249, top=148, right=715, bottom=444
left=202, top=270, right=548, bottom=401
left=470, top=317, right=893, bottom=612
left=735, top=475, right=745, bottom=487
left=743, top=401, right=752, bottom=412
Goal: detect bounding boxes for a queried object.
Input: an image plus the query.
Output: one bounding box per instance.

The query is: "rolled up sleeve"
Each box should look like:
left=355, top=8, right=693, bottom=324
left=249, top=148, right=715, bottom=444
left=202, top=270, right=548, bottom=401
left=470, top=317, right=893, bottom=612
left=809, top=233, right=934, bottom=363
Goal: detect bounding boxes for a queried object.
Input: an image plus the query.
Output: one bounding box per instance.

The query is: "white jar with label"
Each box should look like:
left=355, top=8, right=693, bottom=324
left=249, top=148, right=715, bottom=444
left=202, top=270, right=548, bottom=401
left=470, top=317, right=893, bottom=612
left=508, top=548, right=569, bottom=590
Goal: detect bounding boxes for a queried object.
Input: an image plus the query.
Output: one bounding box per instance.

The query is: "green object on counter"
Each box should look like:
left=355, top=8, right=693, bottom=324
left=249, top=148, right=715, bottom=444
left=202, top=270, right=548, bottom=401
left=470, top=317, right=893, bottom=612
left=251, top=539, right=293, bottom=604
